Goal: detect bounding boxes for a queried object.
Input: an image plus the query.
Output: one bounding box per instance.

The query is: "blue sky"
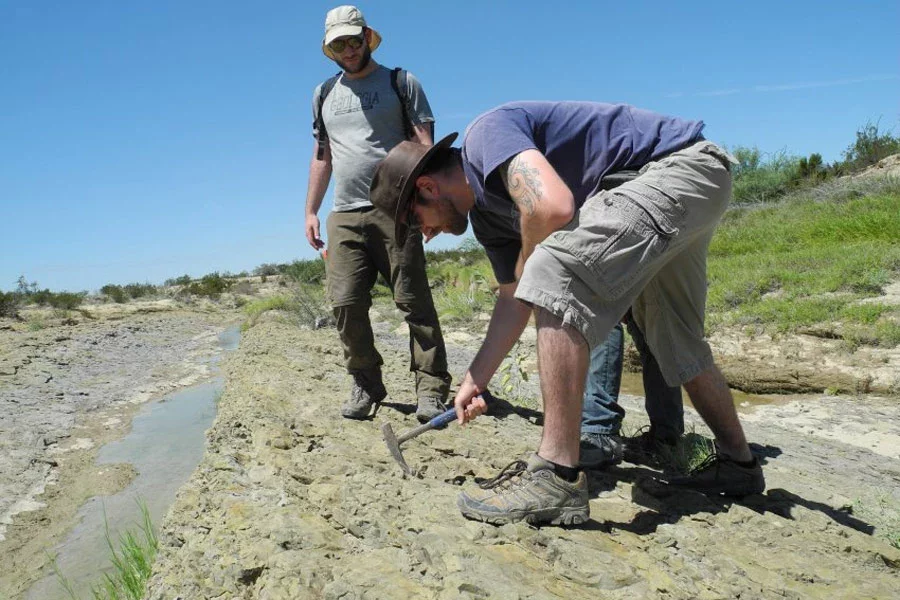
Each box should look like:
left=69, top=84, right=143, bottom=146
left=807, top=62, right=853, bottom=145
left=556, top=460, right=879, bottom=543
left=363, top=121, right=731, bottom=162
left=1, top=0, right=898, bottom=292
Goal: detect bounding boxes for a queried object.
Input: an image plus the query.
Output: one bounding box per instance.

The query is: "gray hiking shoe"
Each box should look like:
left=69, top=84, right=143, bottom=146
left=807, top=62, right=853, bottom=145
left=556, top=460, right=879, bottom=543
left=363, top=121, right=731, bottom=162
left=663, top=452, right=765, bottom=496
left=458, top=453, right=590, bottom=526
left=415, top=397, right=447, bottom=423
left=341, top=375, right=387, bottom=420
left=579, top=432, right=624, bottom=468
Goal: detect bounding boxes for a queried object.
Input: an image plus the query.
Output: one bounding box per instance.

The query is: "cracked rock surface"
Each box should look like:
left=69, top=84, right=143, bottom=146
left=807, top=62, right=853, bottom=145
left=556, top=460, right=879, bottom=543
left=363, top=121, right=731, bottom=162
left=146, top=319, right=900, bottom=599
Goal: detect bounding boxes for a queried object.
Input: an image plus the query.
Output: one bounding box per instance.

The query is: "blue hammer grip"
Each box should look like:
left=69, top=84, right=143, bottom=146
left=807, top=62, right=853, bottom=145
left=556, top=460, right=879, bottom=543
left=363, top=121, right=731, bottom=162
left=429, top=407, right=458, bottom=429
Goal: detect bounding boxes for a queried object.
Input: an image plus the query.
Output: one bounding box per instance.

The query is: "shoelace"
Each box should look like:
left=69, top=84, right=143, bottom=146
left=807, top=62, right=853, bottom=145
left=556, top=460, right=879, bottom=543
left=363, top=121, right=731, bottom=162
left=478, top=460, right=528, bottom=490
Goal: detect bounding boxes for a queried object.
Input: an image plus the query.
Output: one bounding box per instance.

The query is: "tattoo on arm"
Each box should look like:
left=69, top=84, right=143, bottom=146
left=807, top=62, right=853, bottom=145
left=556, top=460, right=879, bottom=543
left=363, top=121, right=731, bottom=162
left=500, top=155, right=543, bottom=216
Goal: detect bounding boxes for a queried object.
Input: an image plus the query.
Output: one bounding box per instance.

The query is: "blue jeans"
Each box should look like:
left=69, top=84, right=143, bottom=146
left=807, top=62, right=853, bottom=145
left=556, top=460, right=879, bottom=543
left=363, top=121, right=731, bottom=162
left=581, top=320, right=684, bottom=442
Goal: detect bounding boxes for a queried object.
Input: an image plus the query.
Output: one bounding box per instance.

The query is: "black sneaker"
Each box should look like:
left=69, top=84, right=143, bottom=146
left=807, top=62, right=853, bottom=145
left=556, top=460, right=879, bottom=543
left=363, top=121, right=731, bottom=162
left=578, top=433, right=624, bottom=468
left=663, top=452, right=765, bottom=496
left=624, top=426, right=678, bottom=467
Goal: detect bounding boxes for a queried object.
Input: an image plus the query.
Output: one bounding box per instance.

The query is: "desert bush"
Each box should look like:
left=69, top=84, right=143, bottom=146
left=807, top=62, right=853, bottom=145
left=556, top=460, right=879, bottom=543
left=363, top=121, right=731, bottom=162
left=124, top=283, right=157, bottom=299
left=48, top=292, right=86, bottom=310
left=731, top=147, right=804, bottom=205
left=165, top=274, right=192, bottom=287
left=283, top=258, right=326, bottom=284
left=254, top=263, right=282, bottom=277
left=101, top=284, right=128, bottom=303
left=28, top=288, right=54, bottom=306
left=242, top=286, right=331, bottom=331
left=840, top=120, right=900, bottom=172
left=186, top=272, right=231, bottom=298
left=0, top=291, right=20, bottom=317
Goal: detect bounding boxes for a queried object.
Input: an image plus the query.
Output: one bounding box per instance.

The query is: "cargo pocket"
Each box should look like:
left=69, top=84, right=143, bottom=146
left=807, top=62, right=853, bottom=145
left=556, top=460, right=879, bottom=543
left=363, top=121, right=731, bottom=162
left=577, top=193, right=674, bottom=301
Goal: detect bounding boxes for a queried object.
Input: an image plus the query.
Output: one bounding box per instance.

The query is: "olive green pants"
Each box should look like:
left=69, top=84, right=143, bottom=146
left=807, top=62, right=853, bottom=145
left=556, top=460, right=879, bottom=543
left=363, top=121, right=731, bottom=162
left=325, top=206, right=451, bottom=401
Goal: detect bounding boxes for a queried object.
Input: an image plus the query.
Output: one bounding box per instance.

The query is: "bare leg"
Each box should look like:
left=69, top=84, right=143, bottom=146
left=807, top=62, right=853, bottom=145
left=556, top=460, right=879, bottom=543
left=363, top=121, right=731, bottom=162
left=535, top=308, right=590, bottom=468
left=683, top=365, right=753, bottom=462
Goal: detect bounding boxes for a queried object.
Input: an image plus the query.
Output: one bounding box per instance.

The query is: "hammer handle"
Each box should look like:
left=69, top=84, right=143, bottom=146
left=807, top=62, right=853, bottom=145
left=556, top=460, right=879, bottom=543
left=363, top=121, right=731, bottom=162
left=397, top=407, right=457, bottom=444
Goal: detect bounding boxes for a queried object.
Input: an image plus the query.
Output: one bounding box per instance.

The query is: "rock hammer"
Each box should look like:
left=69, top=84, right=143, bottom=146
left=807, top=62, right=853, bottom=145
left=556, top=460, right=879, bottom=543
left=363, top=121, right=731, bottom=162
left=381, top=408, right=458, bottom=475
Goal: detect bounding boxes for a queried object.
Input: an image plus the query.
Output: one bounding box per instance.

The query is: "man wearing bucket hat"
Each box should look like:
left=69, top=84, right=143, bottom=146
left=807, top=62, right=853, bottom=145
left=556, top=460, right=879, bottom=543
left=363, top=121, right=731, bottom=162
left=370, top=102, right=765, bottom=525
left=306, top=5, right=451, bottom=423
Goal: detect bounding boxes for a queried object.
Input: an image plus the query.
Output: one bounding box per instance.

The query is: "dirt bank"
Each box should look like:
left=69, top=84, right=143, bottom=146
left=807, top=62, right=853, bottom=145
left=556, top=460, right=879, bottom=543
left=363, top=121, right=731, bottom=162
left=146, top=317, right=900, bottom=599
left=0, top=302, right=237, bottom=598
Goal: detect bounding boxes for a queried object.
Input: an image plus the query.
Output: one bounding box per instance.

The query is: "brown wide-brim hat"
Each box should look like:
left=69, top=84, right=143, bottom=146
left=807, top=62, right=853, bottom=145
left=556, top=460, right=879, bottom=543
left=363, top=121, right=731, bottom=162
left=369, top=132, right=458, bottom=246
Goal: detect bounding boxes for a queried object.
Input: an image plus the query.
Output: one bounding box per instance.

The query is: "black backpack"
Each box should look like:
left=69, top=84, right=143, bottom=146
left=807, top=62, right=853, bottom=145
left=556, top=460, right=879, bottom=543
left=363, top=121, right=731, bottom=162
left=314, top=67, right=432, bottom=160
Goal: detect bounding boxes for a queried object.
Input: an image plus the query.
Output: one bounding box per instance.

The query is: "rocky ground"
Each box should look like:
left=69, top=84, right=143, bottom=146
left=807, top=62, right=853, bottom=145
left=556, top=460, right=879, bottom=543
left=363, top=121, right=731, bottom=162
left=143, top=311, right=900, bottom=600
left=1, top=265, right=898, bottom=599
left=0, top=300, right=236, bottom=598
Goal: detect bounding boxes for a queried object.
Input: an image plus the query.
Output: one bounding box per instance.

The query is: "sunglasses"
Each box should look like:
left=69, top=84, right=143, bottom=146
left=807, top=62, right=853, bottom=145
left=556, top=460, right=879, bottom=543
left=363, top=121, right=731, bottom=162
left=328, top=32, right=365, bottom=54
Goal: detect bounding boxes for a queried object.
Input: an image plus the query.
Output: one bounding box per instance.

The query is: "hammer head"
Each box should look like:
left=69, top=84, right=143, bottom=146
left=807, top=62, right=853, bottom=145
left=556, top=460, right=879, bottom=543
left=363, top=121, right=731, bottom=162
left=381, top=421, right=412, bottom=475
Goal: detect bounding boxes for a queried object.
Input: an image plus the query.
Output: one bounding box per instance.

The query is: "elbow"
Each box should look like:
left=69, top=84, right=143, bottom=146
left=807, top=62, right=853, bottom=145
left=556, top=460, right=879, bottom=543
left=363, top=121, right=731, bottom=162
left=551, top=194, right=576, bottom=228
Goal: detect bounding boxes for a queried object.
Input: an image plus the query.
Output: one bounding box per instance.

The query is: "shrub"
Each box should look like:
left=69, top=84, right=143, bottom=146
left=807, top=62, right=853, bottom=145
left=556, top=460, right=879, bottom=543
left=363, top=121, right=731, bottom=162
left=254, top=263, right=282, bottom=277
left=0, top=291, right=20, bottom=318
left=48, top=292, right=86, bottom=310
left=841, top=120, right=900, bottom=172
left=283, top=258, right=326, bottom=284
left=101, top=284, right=128, bottom=303
left=165, top=274, right=192, bottom=287
left=124, top=283, right=157, bottom=299
left=29, top=289, right=54, bottom=306
left=731, top=147, right=804, bottom=205
left=186, top=272, right=231, bottom=298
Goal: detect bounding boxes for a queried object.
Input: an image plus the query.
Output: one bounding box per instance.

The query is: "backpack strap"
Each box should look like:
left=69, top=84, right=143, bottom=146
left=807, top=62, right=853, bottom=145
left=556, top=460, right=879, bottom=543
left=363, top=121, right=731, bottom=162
left=314, top=71, right=342, bottom=160
left=389, top=67, right=412, bottom=141
left=390, top=67, right=434, bottom=142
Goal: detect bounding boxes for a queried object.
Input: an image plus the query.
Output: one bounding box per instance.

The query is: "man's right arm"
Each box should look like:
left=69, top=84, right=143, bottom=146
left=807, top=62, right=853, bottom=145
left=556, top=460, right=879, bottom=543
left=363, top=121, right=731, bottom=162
left=305, top=140, right=332, bottom=250
left=454, top=281, right=532, bottom=423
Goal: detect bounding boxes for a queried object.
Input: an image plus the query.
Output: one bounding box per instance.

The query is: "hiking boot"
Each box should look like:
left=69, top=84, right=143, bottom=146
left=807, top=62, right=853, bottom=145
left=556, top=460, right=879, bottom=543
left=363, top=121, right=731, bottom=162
left=341, top=375, right=387, bottom=420
left=663, top=452, right=765, bottom=496
left=578, top=433, right=624, bottom=468
left=623, top=426, right=678, bottom=467
left=415, top=397, right=447, bottom=423
left=458, top=453, right=590, bottom=526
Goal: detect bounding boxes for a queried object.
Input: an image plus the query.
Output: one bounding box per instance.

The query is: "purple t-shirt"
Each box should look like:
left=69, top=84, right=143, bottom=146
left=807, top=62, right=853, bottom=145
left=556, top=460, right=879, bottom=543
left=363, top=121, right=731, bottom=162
left=461, top=101, right=705, bottom=283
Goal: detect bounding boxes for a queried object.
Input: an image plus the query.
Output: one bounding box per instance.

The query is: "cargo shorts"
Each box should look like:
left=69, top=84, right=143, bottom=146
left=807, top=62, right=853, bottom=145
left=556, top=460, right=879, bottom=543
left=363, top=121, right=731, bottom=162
left=515, top=140, right=735, bottom=387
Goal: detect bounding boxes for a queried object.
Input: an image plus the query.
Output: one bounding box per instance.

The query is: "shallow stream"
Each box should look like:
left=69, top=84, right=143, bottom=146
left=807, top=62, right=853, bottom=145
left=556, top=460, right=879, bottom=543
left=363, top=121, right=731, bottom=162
left=26, top=325, right=240, bottom=600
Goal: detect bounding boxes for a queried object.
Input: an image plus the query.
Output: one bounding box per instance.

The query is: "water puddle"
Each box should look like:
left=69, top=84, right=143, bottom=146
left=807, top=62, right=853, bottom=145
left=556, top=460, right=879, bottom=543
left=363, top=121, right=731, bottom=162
left=620, top=371, right=783, bottom=410
left=27, top=325, right=240, bottom=600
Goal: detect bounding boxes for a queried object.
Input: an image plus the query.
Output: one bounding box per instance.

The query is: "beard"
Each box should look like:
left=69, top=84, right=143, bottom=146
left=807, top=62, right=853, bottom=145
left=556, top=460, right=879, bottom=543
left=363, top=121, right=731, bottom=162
left=335, top=45, right=371, bottom=74
left=442, top=196, right=469, bottom=236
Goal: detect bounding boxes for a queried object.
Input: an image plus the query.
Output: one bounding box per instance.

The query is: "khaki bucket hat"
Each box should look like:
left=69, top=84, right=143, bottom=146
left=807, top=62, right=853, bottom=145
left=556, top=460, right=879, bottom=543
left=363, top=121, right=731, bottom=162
left=322, top=5, right=382, bottom=60
left=369, top=133, right=459, bottom=246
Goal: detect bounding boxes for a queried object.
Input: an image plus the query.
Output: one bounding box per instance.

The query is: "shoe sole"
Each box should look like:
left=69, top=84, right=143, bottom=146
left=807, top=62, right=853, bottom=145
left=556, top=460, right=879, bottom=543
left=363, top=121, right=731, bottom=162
left=340, top=399, right=383, bottom=420
left=459, top=505, right=589, bottom=527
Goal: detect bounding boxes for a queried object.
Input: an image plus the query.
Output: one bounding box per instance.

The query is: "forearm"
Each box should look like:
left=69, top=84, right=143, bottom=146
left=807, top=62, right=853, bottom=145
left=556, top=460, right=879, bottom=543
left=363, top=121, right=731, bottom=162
left=306, top=151, right=332, bottom=216
left=465, top=285, right=532, bottom=388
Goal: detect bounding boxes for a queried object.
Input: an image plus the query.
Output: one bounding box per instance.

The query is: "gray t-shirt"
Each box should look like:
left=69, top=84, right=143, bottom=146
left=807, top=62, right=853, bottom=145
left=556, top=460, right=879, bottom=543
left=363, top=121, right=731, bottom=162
left=312, top=65, right=434, bottom=212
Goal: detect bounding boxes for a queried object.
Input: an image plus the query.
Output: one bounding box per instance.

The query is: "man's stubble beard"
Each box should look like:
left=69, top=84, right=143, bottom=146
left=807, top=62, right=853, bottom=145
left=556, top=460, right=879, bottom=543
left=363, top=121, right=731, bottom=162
left=445, top=198, right=469, bottom=236
left=336, top=45, right=372, bottom=74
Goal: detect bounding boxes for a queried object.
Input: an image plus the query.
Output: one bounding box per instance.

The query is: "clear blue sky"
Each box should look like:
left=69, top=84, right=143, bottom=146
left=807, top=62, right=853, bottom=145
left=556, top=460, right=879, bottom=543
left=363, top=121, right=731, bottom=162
left=2, top=0, right=898, bottom=292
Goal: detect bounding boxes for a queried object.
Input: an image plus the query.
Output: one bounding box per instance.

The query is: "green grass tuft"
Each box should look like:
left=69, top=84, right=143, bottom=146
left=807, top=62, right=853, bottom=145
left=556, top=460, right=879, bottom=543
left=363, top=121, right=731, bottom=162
left=54, top=500, right=158, bottom=600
